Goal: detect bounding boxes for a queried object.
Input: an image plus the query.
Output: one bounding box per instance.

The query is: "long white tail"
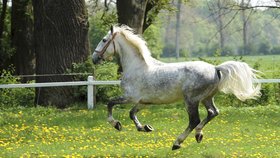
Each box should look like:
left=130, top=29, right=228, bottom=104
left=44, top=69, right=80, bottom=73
left=216, top=61, right=261, bottom=101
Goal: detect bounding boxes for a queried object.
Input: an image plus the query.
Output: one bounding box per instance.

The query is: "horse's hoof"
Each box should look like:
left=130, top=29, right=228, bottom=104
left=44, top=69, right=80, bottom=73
left=114, top=121, right=122, bottom=131
left=195, top=133, right=203, bottom=143
left=144, top=125, right=154, bottom=132
left=172, top=144, right=181, bottom=150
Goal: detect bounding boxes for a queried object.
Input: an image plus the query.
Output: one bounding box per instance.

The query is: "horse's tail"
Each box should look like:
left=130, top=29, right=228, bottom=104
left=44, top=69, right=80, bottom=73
left=215, top=61, right=261, bottom=101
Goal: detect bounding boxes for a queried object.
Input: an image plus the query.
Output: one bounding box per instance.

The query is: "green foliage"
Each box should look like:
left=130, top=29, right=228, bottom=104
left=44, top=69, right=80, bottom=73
left=161, top=1, right=280, bottom=57
left=88, top=11, right=117, bottom=52
left=0, top=68, right=35, bottom=108
left=258, top=41, right=272, bottom=55
left=89, top=10, right=163, bottom=59
left=69, top=58, right=121, bottom=103
left=179, top=48, right=189, bottom=58
left=94, top=62, right=122, bottom=102
left=162, top=44, right=176, bottom=57
left=143, top=24, right=164, bottom=58
left=271, top=46, right=280, bottom=55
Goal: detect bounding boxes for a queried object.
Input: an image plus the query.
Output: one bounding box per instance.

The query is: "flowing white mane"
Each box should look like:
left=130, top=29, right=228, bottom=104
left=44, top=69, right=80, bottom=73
left=114, top=25, right=153, bottom=64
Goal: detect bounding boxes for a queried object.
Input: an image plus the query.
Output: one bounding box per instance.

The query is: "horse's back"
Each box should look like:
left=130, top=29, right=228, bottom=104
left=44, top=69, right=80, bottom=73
left=124, top=61, right=219, bottom=104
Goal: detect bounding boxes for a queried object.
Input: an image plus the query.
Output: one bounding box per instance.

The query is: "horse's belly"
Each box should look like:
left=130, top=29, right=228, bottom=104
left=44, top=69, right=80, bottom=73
left=122, top=76, right=185, bottom=104
left=139, top=88, right=184, bottom=104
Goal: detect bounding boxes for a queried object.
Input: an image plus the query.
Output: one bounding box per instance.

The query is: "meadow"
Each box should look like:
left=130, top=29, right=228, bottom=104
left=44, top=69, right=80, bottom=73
left=0, top=55, right=279, bottom=157
left=0, top=104, right=279, bottom=157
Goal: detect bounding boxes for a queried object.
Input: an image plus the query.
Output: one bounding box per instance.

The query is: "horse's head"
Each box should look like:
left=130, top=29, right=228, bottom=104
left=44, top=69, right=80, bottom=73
left=92, top=26, right=117, bottom=64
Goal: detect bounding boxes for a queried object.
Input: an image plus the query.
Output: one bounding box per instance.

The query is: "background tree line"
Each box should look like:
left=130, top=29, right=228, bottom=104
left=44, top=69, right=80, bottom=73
left=162, top=0, right=280, bottom=58
left=0, top=0, right=279, bottom=108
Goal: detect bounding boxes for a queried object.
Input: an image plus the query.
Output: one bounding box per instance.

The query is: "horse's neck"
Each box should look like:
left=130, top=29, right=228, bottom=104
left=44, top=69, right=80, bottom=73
left=117, top=37, right=150, bottom=74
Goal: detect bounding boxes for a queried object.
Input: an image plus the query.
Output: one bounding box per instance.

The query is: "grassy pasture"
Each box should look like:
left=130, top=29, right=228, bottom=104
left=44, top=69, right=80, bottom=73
left=0, top=55, right=279, bottom=157
left=0, top=104, right=279, bottom=157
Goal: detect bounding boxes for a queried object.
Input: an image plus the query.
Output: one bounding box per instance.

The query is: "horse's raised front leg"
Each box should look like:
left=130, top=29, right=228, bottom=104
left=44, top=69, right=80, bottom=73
left=107, top=97, right=129, bottom=131
left=195, top=97, right=219, bottom=143
left=172, top=101, right=200, bottom=150
left=130, top=105, right=154, bottom=132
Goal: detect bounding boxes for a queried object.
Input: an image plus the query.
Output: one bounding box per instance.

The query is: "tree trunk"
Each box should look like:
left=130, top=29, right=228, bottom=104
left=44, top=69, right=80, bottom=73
left=0, top=0, right=7, bottom=41
left=116, top=0, right=148, bottom=34
left=175, top=0, right=182, bottom=60
left=11, top=0, right=34, bottom=82
left=164, top=14, right=171, bottom=45
left=217, top=0, right=225, bottom=52
left=33, top=0, right=89, bottom=107
left=0, top=0, right=8, bottom=70
left=241, top=0, right=249, bottom=55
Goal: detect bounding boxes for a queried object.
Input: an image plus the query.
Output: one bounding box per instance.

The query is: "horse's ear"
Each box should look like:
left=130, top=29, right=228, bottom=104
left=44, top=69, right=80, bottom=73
left=110, top=26, right=114, bottom=34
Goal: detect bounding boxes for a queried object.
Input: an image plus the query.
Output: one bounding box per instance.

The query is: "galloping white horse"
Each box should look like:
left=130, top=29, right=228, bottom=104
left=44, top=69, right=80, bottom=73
left=92, top=25, right=261, bottom=150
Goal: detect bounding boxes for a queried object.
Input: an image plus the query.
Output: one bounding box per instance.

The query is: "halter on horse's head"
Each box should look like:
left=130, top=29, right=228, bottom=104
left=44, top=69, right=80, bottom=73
left=92, top=26, right=117, bottom=64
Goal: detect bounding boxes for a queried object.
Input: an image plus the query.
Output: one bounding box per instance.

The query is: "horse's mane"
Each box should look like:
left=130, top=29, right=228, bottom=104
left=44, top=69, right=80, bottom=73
left=115, top=25, right=152, bottom=63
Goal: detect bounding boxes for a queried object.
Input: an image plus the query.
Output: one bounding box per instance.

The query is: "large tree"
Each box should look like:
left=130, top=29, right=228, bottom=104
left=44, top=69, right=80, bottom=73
left=116, top=0, right=148, bottom=34
left=175, top=0, right=182, bottom=59
left=0, top=0, right=8, bottom=70
left=116, top=0, right=170, bottom=34
left=0, top=0, right=7, bottom=42
left=33, top=0, right=89, bottom=107
left=11, top=0, right=34, bottom=82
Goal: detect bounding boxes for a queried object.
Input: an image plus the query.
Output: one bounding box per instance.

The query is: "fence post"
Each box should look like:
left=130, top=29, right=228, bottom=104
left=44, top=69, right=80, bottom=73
left=87, top=76, right=94, bottom=109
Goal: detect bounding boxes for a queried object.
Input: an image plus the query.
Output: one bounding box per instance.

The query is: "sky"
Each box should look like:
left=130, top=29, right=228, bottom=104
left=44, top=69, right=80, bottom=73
left=242, top=0, right=278, bottom=6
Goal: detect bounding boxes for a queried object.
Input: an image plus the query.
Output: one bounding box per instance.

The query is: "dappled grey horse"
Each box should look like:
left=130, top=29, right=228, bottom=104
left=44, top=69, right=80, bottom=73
left=92, top=25, right=261, bottom=150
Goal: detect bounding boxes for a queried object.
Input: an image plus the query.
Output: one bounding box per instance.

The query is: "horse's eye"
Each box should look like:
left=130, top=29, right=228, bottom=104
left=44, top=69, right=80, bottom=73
left=102, top=39, right=107, bottom=42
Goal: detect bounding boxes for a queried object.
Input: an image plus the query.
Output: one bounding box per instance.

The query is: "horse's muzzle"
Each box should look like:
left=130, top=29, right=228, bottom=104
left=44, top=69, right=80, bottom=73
left=92, top=55, right=103, bottom=64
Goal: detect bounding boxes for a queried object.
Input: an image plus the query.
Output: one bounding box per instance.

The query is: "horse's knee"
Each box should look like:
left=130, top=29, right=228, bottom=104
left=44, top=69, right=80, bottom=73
left=207, top=108, right=219, bottom=119
left=215, top=109, right=220, bottom=116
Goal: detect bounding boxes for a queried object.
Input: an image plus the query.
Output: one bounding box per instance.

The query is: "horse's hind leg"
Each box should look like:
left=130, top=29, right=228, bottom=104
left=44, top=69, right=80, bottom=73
left=107, top=97, right=129, bottom=131
left=195, top=97, right=219, bottom=143
left=130, top=105, right=154, bottom=132
left=172, top=100, right=200, bottom=150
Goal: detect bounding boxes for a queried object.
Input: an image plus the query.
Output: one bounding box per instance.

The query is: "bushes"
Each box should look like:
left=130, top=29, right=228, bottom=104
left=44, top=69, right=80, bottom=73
left=93, top=62, right=122, bottom=102
left=0, top=61, right=121, bottom=107
left=70, top=58, right=121, bottom=103
left=0, top=69, right=35, bottom=108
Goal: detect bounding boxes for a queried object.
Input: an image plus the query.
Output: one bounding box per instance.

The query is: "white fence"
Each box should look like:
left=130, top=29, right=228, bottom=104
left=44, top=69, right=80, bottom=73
left=0, top=76, right=120, bottom=109
left=0, top=76, right=279, bottom=109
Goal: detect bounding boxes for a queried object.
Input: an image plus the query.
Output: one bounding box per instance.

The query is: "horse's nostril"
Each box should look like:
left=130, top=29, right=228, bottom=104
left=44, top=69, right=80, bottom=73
left=93, top=55, right=103, bottom=64
left=93, top=57, right=99, bottom=64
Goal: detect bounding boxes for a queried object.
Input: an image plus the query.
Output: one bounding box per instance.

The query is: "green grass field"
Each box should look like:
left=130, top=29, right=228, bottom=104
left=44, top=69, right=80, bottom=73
left=1, top=104, right=279, bottom=157
left=0, top=55, right=279, bottom=157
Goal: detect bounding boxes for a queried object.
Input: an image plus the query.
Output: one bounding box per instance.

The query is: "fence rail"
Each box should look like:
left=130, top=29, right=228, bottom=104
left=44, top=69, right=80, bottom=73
left=0, top=76, right=120, bottom=109
left=256, top=79, right=280, bottom=83
left=0, top=76, right=279, bottom=109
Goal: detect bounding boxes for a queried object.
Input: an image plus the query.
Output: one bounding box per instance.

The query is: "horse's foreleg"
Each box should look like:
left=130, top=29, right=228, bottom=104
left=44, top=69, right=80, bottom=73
left=195, top=98, right=219, bottom=143
left=107, top=97, right=128, bottom=131
left=172, top=101, right=200, bottom=150
left=130, top=105, right=154, bottom=132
